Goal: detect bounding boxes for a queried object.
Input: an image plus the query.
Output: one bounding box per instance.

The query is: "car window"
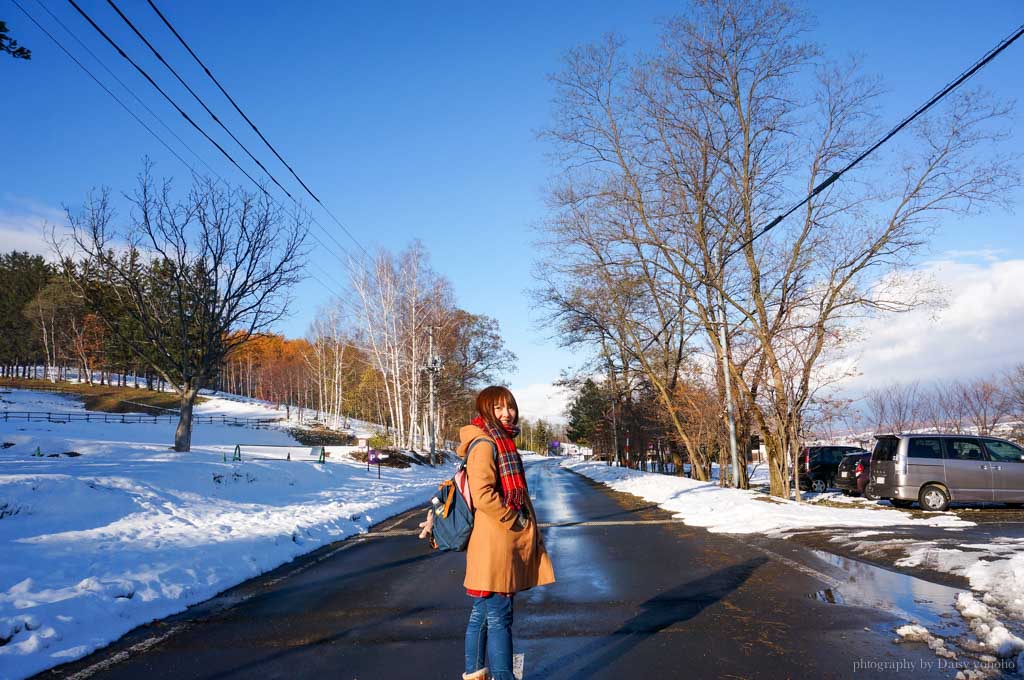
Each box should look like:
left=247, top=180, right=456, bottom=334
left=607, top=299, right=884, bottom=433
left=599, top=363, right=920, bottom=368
left=908, top=438, right=943, bottom=459
left=873, top=438, right=898, bottom=461
left=945, top=438, right=986, bottom=461
left=983, top=439, right=1024, bottom=463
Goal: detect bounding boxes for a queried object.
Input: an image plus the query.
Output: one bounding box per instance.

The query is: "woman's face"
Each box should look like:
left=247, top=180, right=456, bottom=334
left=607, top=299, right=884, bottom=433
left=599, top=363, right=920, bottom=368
left=493, top=400, right=517, bottom=430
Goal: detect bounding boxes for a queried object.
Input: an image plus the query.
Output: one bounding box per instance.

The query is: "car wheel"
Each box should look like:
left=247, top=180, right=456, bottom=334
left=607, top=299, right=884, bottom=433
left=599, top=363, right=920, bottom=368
left=919, top=484, right=950, bottom=512
left=863, top=486, right=879, bottom=501
left=811, top=478, right=827, bottom=493
left=890, top=499, right=914, bottom=509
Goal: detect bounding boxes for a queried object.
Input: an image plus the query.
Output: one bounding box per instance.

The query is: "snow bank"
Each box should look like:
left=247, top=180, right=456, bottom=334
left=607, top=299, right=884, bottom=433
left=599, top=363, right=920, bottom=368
left=955, top=593, right=1024, bottom=658
left=0, top=388, right=452, bottom=679
left=898, top=538, right=1024, bottom=623
left=562, top=459, right=972, bottom=536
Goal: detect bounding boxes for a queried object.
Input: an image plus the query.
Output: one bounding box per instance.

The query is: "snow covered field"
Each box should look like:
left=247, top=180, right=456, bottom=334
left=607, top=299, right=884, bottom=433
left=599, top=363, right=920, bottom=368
left=0, top=388, right=453, bottom=679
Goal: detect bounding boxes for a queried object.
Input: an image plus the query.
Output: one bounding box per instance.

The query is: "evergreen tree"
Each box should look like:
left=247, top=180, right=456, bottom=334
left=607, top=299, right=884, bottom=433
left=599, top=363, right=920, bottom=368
left=0, top=20, right=31, bottom=60
left=0, top=251, right=54, bottom=376
left=566, top=378, right=606, bottom=446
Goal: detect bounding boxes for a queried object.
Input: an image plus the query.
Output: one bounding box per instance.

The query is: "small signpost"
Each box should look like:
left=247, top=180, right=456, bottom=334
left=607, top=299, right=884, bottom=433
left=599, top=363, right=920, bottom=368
left=367, top=450, right=386, bottom=478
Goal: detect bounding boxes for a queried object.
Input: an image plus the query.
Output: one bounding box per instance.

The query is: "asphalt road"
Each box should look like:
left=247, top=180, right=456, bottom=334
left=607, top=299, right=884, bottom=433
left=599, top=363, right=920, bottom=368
left=40, top=459, right=951, bottom=680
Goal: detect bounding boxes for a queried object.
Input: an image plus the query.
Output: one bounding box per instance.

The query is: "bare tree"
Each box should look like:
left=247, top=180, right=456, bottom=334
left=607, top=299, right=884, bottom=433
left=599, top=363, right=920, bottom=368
left=960, top=377, right=1009, bottom=435
left=60, top=170, right=306, bottom=451
left=864, top=381, right=921, bottom=433
left=1006, top=365, right=1024, bottom=421
left=25, top=279, right=77, bottom=382
left=351, top=243, right=456, bottom=450
left=538, top=0, right=1017, bottom=497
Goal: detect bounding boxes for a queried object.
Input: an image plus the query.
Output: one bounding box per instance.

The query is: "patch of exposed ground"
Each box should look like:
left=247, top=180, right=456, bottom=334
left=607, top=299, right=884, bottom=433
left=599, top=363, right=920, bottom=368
left=288, top=425, right=356, bottom=446
left=0, top=378, right=197, bottom=414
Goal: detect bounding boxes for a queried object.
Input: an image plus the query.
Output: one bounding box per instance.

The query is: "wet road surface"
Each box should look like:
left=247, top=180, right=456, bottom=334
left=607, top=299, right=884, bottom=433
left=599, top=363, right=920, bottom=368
left=40, top=459, right=953, bottom=680
left=788, top=502, right=1024, bottom=591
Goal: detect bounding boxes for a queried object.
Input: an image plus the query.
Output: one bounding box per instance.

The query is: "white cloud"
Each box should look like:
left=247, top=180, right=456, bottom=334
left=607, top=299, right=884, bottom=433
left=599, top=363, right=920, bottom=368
left=838, top=257, right=1024, bottom=391
left=939, top=248, right=1008, bottom=263
left=0, top=196, right=65, bottom=258
left=509, top=382, right=570, bottom=424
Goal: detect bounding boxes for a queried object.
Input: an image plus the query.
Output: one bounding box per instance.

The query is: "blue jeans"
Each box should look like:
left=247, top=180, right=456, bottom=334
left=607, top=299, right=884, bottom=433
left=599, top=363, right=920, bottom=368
left=465, top=594, right=514, bottom=679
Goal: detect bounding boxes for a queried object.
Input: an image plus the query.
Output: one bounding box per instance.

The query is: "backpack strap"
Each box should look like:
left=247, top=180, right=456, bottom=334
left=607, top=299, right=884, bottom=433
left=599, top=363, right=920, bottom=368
left=463, top=436, right=498, bottom=468
left=450, top=437, right=499, bottom=515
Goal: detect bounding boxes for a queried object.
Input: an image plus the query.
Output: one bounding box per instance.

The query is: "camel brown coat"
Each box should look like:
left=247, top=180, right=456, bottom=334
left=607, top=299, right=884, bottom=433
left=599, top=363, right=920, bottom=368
left=457, top=425, right=555, bottom=593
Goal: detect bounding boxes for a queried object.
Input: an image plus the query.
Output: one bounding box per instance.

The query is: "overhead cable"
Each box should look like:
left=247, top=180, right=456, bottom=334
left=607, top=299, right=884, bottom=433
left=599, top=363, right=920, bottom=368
left=32, top=0, right=218, bottom=179
left=65, top=0, right=270, bottom=197
left=12, top=0, right=198, bottom=176
left=17, top=2, right=356, bottom=302
left=726, top=22, right=1024, bottom=260
left=144, top=0, right=371, bottom=258
left=102, top=0, right=296, bottom=202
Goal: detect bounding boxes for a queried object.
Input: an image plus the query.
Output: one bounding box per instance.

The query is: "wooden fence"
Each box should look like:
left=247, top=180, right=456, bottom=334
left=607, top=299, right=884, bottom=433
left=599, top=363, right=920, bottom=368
left=1, top=411, right=280, bottom=427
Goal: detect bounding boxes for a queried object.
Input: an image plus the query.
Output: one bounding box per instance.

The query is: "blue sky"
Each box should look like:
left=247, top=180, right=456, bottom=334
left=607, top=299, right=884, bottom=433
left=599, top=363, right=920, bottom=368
left=2, top=0, right=1023, bottom=421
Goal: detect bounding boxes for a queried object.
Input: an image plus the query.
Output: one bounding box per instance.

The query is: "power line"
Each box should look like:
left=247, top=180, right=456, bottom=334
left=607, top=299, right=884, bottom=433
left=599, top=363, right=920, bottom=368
left=17, top=1, right=357, bottom=304
left=98, top=0, right=365, bottom=264
left=144, top=0, right=316, bottom=202
left=103, top=0, right=296, bottom=203
left=65, top=0, right=267, bottom=196
left=11, top=0, right=198, bottom=176
left=31, top=0, right=219, bottom=179
left=144, top=0, right=371, bottom=258
left=726, top=22, right=1024, bottom=260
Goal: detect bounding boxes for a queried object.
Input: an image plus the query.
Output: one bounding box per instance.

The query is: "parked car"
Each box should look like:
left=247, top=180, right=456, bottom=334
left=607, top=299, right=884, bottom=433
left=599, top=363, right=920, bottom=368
left=798, top=445, right=871, bottom=493
left=835, top=451, right=872, bottom=497
left=867, top=433, right=1024, bottom=511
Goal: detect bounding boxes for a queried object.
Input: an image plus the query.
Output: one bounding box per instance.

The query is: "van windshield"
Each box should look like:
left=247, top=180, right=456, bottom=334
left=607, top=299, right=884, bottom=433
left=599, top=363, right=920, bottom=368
left=873, top=438, right=899, bottom=461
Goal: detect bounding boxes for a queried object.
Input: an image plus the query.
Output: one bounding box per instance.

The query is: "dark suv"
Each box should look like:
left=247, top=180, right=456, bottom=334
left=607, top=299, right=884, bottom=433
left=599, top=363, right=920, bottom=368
left=799, top=445, right=870, bottom=493
left=835, top=451, right=872, bottom=496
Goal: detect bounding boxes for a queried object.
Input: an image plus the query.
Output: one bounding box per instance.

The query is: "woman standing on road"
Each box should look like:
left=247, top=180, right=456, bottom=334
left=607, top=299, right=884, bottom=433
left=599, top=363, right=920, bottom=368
left=457, top=385, right=555, bottom=680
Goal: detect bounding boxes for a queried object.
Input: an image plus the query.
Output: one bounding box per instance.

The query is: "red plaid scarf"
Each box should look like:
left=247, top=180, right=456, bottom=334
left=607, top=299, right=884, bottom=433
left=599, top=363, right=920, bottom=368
left=472, top=415, right=528, bottom=511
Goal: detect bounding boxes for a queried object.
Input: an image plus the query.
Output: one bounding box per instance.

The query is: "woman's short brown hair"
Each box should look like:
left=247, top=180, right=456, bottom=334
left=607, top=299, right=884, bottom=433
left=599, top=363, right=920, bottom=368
left=475, top=385, right=520, bottom=431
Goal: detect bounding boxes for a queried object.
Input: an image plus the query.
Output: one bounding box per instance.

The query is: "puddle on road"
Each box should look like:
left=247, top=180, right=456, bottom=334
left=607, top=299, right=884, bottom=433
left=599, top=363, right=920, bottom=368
left=809, top=549, right=963, bottom=629
left=808, top=552, right=1024, bottom=676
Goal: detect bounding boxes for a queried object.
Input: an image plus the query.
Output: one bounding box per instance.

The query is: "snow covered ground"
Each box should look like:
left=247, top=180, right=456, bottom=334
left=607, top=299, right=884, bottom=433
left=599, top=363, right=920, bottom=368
left=562, top=458, right=971, bottom=535
left=0, top=388, right=454, bottom=679
left=195, top=389, right=385, bottom=439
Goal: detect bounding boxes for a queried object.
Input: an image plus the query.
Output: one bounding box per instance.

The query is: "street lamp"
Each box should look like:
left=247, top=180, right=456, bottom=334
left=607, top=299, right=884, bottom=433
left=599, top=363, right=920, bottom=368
left=423, top=326, right=443, bottom=466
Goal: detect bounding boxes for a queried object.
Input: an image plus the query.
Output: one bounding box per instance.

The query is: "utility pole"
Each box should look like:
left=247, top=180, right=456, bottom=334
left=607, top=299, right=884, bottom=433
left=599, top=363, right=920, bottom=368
left=719, top=320, right=740, bottom=487
left=718, top=242, right=741, bottom=488
left=424, top=325, right=443, bottom=466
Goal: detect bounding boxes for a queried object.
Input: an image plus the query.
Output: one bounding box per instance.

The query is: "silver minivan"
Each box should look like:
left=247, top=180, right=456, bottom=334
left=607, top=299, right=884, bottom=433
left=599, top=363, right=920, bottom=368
left=867, top=434, right=1024, bottom=512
